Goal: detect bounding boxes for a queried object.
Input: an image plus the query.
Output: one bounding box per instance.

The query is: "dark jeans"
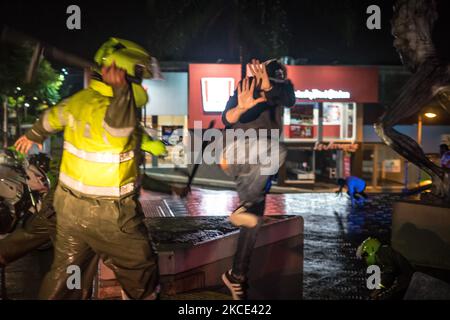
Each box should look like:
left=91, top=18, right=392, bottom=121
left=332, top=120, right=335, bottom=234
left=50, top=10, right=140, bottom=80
left=348, top=185, right=368, bottom=206
left=222, top=138, right=286, bottom=280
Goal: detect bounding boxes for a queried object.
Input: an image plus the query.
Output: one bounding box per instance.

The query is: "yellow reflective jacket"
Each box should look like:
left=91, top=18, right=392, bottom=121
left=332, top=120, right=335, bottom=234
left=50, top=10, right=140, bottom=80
left=26, top=80, right=145, bottom=198
left=141, top=133, right=166, bottom=157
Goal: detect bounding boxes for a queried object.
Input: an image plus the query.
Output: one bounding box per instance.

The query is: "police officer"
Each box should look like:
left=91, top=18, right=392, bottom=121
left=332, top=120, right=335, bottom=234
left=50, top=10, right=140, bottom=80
left=1, top=129, right=169, bottom=298
left=15, top=38, right=161, bottom=300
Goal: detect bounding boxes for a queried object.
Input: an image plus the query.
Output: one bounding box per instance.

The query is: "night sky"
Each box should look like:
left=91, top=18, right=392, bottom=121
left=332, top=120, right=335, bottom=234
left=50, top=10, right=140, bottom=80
left=1, top=1, right=449, bottom=125
left=3, top=0, right=443, bottom=65
left=1, top=0, right=449, bottom=66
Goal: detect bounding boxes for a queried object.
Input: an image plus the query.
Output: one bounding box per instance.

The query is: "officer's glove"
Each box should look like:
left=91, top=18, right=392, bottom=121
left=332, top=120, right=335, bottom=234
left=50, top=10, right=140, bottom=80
left=142, top=139, right=167, bottom=157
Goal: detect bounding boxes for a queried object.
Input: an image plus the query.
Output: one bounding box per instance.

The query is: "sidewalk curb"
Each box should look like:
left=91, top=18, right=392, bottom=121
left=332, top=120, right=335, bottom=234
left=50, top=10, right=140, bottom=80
left=144, top=172, right=406, bottom=194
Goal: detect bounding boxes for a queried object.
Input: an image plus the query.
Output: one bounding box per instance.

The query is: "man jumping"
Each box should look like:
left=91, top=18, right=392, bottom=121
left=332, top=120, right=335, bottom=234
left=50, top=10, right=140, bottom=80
left=220, top=59, right=295, bottom=300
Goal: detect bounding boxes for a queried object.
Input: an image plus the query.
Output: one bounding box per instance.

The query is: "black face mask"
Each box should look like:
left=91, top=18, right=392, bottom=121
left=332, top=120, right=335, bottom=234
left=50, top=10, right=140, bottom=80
left=265, top=60, right=287, bottom=82
left=273, top=68, right=286, bottom=80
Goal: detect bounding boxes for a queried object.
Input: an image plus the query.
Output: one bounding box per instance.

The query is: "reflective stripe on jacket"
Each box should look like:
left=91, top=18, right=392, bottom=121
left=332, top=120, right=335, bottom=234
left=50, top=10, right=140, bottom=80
left=26, top=80, right=139, bottom=198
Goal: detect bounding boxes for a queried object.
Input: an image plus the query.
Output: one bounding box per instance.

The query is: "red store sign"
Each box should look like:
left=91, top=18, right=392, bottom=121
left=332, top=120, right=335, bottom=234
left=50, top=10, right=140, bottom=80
left=188, top=64, right=378, bottom=129
left=286, top=65, right=378, bottom=103
left=188, top=64, right=241, bottom=129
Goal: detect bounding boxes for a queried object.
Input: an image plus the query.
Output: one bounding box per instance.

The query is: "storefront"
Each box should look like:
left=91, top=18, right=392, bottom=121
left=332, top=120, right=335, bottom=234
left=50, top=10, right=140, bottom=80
left=280, top=66, right=378, bottom=185
left=142, top=71, right=189, bottom=168
left=188, top=63, right=241, bottom=129
left=362, top=124, right=450, bottom=189
left=186, top=64, right=379, bottom=186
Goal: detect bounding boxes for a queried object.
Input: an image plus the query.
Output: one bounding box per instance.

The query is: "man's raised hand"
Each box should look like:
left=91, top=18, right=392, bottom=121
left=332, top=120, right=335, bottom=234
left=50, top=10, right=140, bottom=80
left=247, top=59, right=272, bottom=92
left=237, top=77, right=267, bottom=112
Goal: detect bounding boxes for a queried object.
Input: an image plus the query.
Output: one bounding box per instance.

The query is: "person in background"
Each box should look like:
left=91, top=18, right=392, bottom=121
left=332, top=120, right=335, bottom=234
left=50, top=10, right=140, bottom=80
left=337, top=176, right=368, bottom=207
left=439, top=144, right=450, bottom=169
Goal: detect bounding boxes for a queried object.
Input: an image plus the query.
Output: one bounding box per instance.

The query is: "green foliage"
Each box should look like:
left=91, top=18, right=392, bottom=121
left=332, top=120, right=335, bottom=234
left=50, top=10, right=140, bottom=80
left=0, top=43, right=63, bottom=106
left=32, top=59, right=64, bottom=105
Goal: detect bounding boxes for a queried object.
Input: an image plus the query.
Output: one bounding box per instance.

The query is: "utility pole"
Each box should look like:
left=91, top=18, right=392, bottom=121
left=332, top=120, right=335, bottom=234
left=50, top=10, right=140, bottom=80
left=2, top=96, right=7, bottom=148
left=417, top=115, right=423, bottom=185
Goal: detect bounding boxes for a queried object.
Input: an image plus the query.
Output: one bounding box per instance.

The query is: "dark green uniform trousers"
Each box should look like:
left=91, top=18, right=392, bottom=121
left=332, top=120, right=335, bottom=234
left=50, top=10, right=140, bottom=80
left=0, top=189, right=99, bottom=300
left=38, top=184, right=159, bottom=300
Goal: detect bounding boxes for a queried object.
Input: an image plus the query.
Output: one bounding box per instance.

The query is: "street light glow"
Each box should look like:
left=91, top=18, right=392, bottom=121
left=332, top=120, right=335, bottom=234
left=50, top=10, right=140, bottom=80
left=424, top=112, right=437, bottom=119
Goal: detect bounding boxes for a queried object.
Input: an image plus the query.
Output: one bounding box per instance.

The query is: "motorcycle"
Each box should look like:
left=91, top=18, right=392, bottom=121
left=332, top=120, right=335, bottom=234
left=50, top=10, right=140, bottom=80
left=0, top=149, right=51, bottom=236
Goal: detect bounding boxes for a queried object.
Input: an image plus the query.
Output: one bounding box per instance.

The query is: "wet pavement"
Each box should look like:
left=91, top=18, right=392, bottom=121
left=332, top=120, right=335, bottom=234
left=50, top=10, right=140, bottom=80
left=2, top=188, right=400, bottom=300
left=143, top=188, right=398, bottom=300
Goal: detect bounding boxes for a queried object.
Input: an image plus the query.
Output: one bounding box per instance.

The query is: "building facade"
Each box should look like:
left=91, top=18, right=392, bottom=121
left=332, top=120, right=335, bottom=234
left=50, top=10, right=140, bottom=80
left=109, top=63, right=449, bottom=190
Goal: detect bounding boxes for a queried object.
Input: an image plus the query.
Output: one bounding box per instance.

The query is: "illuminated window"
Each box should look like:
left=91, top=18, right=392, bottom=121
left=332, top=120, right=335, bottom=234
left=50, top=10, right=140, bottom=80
left=201, top=77, right=235, bottom=112
left=323, top=102, right=356, bottom=141
left=283, top=103, right=319, bottom=140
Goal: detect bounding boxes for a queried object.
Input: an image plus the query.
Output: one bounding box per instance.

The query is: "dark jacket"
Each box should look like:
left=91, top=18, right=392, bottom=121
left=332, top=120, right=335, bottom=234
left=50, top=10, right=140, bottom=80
left=222, top=78, right=296, bottom=135
left=375, top=245, right=415, bottom=300
left=346, top=176, right=367, bottom=197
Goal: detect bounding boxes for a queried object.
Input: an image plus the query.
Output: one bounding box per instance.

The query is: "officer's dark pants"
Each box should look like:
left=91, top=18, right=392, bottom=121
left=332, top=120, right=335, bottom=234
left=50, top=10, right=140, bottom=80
left=0, top=189, right=99, bottom=299
left=222, top=138, right=286, bottom=280
left=39, top=184, right=159, bottom=300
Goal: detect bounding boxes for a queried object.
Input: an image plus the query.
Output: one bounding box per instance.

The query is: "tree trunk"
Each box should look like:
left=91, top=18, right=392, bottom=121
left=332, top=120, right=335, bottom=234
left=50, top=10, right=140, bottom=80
left=2, top=97, right=7, bottom=148
left=15, top=105, right=21, bottom=140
